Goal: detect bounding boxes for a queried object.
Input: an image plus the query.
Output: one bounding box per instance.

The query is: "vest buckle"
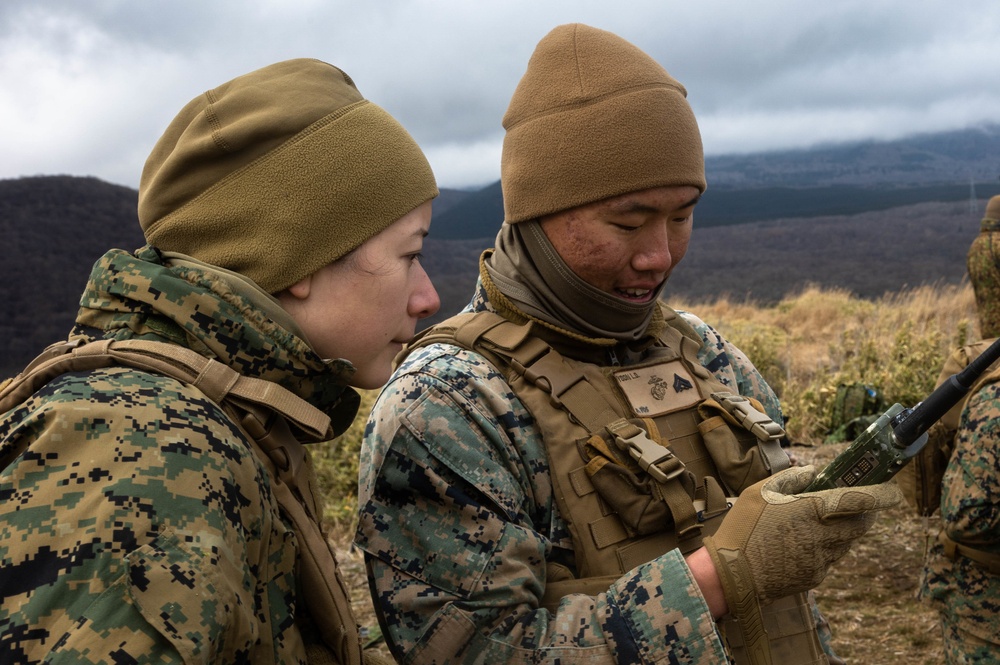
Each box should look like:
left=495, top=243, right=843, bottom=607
left=711, top=391, right=784, bottom=442
left=612, top=427, right=685, bottom=484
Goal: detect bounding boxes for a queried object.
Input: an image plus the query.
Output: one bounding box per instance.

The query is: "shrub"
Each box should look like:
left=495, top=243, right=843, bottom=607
left=311, top=389, right=380, bottom=530
left=684, top=283, right=976, bottom=442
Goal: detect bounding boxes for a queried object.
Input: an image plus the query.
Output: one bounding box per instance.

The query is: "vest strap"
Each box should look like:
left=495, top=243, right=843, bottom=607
left=1, top=339, right=333, bottom=441
left=696, top=477, right=733, bottom=522
left=710, top=392, right=783, bottom=442
left=514, top=344, right=620, bottom=432
left=710, top=392, right=789, bottom=474
left=589, top=514, right=629, bottom=549
left=608, top=419, right=684, bottom=484
left=939, top=531, right=1000, bottom=574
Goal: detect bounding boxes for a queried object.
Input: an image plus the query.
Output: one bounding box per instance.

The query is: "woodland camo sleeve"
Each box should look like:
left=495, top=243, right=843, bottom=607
left=355, top=345, right=730, bottom=664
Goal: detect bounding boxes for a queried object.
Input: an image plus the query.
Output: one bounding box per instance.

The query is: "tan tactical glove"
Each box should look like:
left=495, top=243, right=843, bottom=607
left=703, top=465, right=902, bottom=611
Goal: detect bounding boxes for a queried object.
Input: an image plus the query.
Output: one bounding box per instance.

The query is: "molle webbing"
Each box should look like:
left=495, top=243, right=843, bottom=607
left=0, top=339, right=362, bottom=665
left=428, top=311, right=623, bottom=432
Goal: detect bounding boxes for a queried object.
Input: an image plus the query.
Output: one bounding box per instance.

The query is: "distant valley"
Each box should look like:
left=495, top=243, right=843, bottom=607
left=3, top=123, right=1000, bottom=377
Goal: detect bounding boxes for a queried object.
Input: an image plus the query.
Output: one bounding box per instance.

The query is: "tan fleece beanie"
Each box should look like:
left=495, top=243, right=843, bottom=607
left=501, top=24, right=706, bottom=224
left=139, top=58, right=438, bottom=294
left=986, top=195, right=1000, bottom=223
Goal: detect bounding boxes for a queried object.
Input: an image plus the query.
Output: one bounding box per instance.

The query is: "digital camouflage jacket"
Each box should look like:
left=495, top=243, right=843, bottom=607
left=0, top=247, right=360, bottom=664
left=919, top=376, right=1000, bottom=651
left=355, top=282, right=797, bottom=664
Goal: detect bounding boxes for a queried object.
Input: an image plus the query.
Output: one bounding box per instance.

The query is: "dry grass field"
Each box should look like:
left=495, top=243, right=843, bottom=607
left=317, top=282, right=980, bottom=663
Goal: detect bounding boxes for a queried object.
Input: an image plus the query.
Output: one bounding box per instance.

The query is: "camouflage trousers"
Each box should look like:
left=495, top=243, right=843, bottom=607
left=941, top=618, right=1000, bottom=664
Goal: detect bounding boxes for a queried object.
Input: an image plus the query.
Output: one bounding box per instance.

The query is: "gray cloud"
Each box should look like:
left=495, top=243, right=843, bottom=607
left=1, top=0, right=997, bottom=190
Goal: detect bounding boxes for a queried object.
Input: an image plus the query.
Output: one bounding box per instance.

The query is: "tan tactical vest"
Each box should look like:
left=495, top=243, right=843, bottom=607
left=409, top=309, right=828, bottom=665
left=0, top=339, right=371, bottom=665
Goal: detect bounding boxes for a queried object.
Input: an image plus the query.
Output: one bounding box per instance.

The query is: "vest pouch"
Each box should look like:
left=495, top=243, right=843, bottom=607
left=697, top=393, right=787, bottom=495
left=582, top=418, right=699, bottom=539
left=897, top=420, right=954, bottom=516
left=896, top=340, right=1000, bottom=516
left=720, top=592, right=828, bottom=665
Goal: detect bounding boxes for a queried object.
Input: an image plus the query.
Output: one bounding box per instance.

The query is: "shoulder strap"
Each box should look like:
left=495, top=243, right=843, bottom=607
left=939, top=531, right=1000, bottom=574
left=965, top=341, right=1000, bottom=400
left=409, top=312, right=623, bottom=434
left=406, top=310, right=522, bottom=356
left=659, top=304, right=704, bottom=346
left=1, top=339, right=332, bottom=439
left=899, top=339, right=1000, bottom=517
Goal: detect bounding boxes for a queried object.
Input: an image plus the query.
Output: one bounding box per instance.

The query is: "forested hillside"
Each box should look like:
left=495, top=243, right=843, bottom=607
left=1, top=176, right=145, bottom=378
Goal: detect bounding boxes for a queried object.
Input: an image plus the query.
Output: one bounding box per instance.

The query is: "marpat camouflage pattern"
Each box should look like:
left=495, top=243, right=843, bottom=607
left=1, top=246, right=359, bottom=664
left=919, top=379, right=1000, bottom=662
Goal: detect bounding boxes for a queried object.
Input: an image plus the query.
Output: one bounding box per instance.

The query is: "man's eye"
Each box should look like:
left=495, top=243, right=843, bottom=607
left=409, top=253, right=424, bottom=263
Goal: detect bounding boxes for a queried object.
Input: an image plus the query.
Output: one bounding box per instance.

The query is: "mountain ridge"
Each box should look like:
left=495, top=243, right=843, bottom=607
left=3, top=123, right=998, bottom=377
left=432, top=122, right=1000, bottom=239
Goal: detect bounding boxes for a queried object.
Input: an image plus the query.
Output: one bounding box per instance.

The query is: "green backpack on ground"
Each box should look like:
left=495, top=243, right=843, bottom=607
left=824, top=382, right=885, bottom=443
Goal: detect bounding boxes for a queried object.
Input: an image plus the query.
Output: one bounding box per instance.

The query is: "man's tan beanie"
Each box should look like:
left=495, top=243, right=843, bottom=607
left=501, top=24, right=706, bottom=224
left=139, top=58, right=438, bottom=294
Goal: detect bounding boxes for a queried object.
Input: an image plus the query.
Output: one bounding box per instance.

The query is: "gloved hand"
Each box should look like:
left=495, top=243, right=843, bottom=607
left=703, top=464, right=902, bottom=611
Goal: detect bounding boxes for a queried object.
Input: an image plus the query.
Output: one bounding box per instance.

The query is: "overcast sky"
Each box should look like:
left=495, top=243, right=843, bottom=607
left=2, top=1, right=998, bottom=192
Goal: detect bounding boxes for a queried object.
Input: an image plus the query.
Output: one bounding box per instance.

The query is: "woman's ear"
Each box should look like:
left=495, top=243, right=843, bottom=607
left=283, top=273, right=313, bottom=301
left=276, top=273, right=313, bottom=315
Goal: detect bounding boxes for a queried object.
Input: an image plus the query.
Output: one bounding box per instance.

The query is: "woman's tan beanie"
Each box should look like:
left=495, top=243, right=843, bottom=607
left=501, top=24, right=706, bottom=224
left=139, top=58, right=438, bottom=294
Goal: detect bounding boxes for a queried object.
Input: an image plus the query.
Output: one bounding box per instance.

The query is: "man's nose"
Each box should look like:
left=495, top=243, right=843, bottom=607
left=632, top=224, right=672, bottom=274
